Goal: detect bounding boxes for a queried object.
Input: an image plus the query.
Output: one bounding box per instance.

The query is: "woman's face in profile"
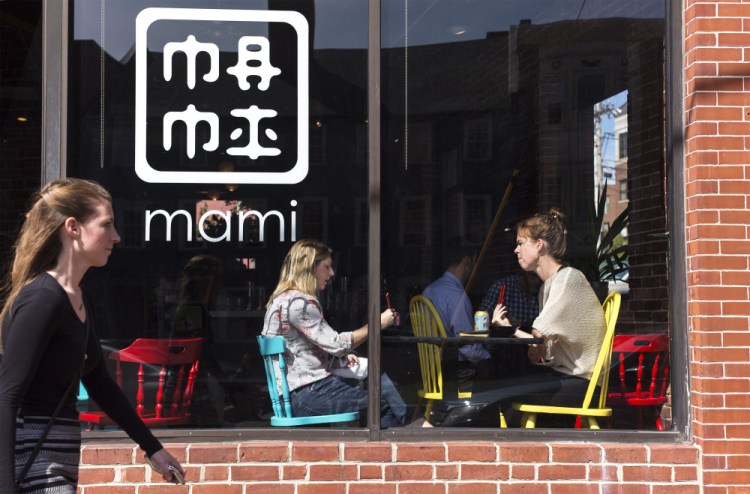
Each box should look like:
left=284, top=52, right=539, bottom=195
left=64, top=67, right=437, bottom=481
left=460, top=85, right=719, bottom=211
left=77, top=199, right=121, bottom=268
left=514, top=231, right=540, bottom=272
left=314, top=256, right=335, bottom=291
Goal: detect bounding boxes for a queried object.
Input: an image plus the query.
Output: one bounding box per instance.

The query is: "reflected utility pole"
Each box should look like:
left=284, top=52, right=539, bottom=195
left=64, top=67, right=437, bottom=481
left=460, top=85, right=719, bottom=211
left=593, top=100, right=621, bottom=202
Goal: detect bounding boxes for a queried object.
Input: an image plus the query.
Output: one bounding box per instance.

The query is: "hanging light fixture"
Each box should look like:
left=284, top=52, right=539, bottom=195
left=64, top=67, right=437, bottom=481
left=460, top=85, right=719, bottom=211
left=219, top=159, right=238, bottom=192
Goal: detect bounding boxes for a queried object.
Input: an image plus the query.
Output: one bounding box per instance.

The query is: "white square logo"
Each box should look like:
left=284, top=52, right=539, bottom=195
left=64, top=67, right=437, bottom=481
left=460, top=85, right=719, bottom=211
left=135, top=8, right=309, bottom=184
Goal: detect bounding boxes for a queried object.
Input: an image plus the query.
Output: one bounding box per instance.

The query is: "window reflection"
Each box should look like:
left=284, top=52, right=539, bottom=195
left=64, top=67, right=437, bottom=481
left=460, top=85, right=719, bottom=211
left=70, top=0, right=369, bottom=428
left=381, top=0, right=668, bottom=430
left=65, top=0, right=669, bottom=431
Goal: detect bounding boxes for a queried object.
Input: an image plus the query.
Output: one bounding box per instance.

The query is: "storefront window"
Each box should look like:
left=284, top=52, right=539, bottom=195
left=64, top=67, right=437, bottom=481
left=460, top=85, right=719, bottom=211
left=380, top=0, right=669, bottom=430
left=69, top=0, right=371, bottom=429
left=60, top=0, right=669, bottom=434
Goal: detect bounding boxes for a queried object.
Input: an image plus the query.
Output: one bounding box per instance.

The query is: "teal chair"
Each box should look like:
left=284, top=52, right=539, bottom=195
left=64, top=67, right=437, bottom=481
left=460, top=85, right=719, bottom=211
left=256, top=335, right=358, bottom=426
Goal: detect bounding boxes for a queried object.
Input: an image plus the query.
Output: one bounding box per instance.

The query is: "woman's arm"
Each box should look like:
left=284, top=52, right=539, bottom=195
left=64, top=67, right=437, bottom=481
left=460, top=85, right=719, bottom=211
left=290, top=294, right=394, bottom=353
left=82, top=355, right=163, bottom=456
left=349, top=309, right=394, bottom=348
left=492, top=302, right=547, bottom=362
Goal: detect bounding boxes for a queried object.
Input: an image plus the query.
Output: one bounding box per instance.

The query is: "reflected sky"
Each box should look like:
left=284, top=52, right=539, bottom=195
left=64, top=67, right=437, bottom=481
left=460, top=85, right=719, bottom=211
left=75, top=0, right=664, bottom=60
left=383, top=0, right=663, bottom=47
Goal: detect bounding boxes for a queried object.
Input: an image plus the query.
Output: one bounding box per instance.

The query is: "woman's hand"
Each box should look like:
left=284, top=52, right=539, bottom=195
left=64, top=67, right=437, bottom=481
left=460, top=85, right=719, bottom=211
left=491, top=304, right=511, bottom=326
left=380, top=308, right=396, bottom=329
left=527, top=343, right=547, bottom=364
left=345, top=353, right=359, bottom=367
left=352, top=308, right=398, bottom=347
left=148, top=448, right=185, bottom=484
left=527, top=332, right=550, bottom=364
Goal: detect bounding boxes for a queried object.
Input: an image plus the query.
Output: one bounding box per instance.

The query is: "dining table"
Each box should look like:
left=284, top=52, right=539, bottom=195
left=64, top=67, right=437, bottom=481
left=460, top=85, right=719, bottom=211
left=381, top=334, right=543, bottom=346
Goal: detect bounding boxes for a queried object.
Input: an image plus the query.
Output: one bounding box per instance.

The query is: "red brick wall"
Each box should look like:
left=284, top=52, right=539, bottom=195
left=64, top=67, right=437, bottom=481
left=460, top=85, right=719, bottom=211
left=78, top=441, right=700, bottom=493
left=684, top=0, right=750, bottom=492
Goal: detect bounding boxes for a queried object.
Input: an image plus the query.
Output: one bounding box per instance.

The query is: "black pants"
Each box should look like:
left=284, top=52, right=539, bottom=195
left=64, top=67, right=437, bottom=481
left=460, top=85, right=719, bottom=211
left=500, top=367, right=598, bottom=428
left=456, top=359, right=496, bottom=395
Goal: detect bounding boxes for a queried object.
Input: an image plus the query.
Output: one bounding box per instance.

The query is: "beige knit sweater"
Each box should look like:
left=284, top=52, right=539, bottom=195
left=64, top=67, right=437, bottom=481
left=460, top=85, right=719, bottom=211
left=532, top=267, right=606, bottom=380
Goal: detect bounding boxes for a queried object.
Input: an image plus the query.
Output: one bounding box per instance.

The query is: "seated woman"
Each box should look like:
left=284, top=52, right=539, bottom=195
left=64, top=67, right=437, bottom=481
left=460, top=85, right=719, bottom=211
left=261, top=238, right=407, bottom=428
left=492, top=209, right=606, bottom=427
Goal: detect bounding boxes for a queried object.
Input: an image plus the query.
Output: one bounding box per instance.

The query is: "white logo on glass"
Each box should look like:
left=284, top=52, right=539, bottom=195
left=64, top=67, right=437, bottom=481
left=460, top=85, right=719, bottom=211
left=135, top=8, right=309, bottom=184
left=163, top=105, right=219, bottom=158
left=163, top=35, right=220, bottom=89
left=227, top=36, right=281, bottom=91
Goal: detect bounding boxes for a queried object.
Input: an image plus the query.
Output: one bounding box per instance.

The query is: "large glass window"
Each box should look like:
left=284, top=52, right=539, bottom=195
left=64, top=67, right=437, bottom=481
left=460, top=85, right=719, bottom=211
left=59, top=0, right=670, bottom=434
left=380, top=0, right=669, bottom=430
left=69, top=0, right=371, bottom=429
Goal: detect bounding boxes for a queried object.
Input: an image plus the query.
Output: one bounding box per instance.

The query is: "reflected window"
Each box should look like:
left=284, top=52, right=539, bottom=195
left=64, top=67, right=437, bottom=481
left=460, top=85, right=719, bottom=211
left=464, top=118, right=491, bottom=161
left=401, top=197, right=430, bottom=247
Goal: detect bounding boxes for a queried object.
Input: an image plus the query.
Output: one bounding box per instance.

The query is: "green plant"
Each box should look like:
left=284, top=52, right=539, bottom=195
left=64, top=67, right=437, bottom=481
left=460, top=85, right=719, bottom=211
left=572, top=183, right=629, bottom=283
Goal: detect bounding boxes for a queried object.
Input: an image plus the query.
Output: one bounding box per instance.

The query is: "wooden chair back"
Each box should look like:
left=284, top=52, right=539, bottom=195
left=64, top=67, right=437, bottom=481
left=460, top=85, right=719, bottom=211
left=408, top=295, right=447, bottom=401
left=256, top=335, right=357, bottom=426
left=609, top=333, right=670, bottom=429
left=79, top=338, right=202, bottom=428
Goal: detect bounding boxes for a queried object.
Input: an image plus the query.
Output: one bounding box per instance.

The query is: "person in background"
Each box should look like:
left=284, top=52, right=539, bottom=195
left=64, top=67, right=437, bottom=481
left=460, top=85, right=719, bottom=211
left=478, top=270, right=541, bottom=329
left=261, top=238, right=408, bottom=428
left=477, top=270, right=542, bottom=377
left=171, top=254, right=228, bottom=426
left=492, top=208, right=606, bottom=427
left=172, top=255, right=268, bottom=424
left=422, top=238, right=493, bottom=396
left=0, top=178, right=185, bottom=492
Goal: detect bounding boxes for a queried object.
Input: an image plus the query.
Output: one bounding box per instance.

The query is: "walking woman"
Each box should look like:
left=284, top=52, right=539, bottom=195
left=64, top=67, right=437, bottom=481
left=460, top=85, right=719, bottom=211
left=0, top=179, right=185, bottom=492
left=261, top=238, right=408, bottom=427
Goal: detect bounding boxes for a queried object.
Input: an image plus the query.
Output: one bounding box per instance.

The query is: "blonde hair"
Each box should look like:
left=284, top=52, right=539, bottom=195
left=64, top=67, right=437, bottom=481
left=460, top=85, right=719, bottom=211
left=0, top=178, right=112, bottom=351
left=517, top=208, right=568, bottom=262
left=266, top=239, right=333, bottom=307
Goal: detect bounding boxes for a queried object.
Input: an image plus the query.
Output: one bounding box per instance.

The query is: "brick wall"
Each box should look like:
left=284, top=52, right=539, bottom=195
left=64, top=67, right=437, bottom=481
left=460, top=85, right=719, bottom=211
left=684, top=0, right=750, bottom=493
left=619, top=35, right=670, bottom=333
left=77, top=441, right=700, bottom=493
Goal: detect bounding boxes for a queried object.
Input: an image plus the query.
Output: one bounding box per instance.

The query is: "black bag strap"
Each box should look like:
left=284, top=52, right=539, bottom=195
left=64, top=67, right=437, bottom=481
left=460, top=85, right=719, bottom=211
left=16, top=313, right=90, bottom=486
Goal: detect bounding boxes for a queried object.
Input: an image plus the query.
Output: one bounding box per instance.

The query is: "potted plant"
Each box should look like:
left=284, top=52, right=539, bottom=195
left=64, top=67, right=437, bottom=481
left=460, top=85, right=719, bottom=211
left=569, top=183, right=629, bottom=301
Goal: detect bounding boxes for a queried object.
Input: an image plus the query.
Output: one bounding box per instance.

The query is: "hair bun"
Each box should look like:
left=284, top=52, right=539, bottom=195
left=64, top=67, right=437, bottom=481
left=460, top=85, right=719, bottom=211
left=548, top=208, right=566, bottom=223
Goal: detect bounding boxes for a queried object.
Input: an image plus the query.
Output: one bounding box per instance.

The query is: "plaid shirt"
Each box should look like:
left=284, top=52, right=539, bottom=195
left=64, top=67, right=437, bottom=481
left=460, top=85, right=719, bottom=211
left=478, top=273, right=539, bottom=327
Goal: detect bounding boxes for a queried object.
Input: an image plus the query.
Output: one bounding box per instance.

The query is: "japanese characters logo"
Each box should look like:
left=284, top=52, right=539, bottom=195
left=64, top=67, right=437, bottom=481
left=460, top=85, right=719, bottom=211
left=135, top=8, right=309, bottom=184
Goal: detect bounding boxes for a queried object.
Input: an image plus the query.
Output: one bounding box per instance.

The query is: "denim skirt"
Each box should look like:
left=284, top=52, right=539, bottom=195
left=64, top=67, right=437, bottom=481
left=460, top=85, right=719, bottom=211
left=15, top=415, right=81, bottom=493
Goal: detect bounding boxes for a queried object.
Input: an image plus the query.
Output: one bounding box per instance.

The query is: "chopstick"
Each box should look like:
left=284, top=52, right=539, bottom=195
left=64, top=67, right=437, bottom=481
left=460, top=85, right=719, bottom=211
left=497, top=284, right=506, bottom=305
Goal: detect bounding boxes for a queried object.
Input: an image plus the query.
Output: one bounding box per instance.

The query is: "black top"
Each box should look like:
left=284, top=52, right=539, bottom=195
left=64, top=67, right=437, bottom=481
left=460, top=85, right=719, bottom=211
left=0, top=273, right=162, bottom=485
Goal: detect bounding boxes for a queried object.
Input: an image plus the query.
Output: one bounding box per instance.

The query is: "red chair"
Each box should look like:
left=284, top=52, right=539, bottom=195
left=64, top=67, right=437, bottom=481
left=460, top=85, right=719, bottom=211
left=607, top=334, right=670, bottom=430
left=80, top=338, right=202, bottom=428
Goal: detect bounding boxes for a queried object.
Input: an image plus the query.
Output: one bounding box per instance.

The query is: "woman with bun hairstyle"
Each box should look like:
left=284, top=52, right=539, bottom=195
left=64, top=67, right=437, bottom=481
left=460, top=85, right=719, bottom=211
left=0, top=179, right=185, bottom=492
left=492, top=209, right=606, bottom=426
left=261, top=238, right=407, bottom=428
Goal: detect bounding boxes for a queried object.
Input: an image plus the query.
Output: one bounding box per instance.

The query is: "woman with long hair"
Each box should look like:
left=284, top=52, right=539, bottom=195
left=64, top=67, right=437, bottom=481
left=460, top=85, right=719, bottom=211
left=0, top=178, right=185, bottom=492
left=261, top=238, right=407, bottom=427
left=492, top=208, right=606, bottom=426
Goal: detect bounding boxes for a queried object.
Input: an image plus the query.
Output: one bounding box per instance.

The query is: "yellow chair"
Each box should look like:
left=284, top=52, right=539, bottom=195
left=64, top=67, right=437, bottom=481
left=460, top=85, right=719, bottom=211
left=409, top=295, right=471, bottom=421
left=510, top=291, right=621, bottom=429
